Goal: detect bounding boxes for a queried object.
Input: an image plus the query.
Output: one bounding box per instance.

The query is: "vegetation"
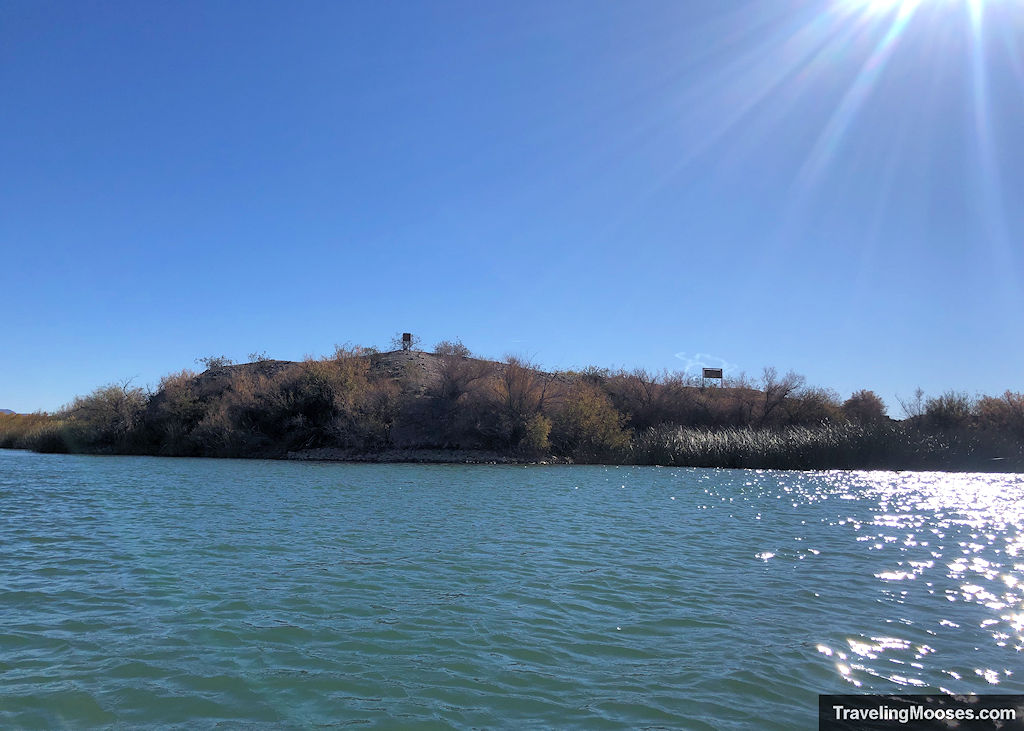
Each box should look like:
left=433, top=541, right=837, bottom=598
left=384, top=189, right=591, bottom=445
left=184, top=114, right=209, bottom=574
left=2, top=341, right=1022, bottom=471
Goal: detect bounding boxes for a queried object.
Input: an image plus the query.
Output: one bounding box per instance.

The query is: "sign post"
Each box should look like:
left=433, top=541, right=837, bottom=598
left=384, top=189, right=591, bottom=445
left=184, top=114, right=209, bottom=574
left=702, top=367, right=723, bottom=388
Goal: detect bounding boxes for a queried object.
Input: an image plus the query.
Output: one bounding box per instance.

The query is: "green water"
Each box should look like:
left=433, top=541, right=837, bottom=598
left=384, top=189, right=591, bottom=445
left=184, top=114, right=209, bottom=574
left=1, top=450, right=1022, bottom=729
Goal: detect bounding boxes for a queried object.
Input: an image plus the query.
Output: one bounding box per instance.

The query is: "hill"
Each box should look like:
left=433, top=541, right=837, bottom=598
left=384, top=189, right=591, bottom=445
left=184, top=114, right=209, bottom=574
left=2, top=347, right=1023, bottom=470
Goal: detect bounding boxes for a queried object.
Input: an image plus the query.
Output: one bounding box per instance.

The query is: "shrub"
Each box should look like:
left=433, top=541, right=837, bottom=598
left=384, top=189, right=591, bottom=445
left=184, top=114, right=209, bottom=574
left=551, top=382, right=629, bottom=461
left=783, top=387, right=843, bottom=426
left=62, top=382, right=148, bottom=451
left=977, top=391, right=1024, bottom=439
left=520, top=413, right=552, bottom=455
left=604, top=369, right=676, bottom=430
left=842, top=390, right=887, bottom=425
left=149, top=369, right=205, bottom=454
left=923, top=391, right=975, bottom=432
left=434, top=339, right=472, bottom=358
left=484, top=356, right=563, bottom=449
left=196, top=355, right=234, bottom=370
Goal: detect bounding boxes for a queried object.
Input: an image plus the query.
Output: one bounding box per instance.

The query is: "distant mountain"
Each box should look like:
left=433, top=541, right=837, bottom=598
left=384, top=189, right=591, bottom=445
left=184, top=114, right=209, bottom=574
left=0, top=409, right=15, bottom=415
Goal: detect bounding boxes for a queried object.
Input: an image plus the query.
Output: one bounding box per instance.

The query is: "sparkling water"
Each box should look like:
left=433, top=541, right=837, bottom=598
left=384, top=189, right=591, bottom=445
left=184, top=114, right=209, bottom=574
left=2, top=450, right=1022, bottom=728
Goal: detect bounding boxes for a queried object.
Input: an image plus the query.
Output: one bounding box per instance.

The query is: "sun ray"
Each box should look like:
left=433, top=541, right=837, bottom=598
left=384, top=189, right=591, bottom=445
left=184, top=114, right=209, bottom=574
left=797, top=0, right=923, bottom=187
left=963, top=0, right=1021, bottom=313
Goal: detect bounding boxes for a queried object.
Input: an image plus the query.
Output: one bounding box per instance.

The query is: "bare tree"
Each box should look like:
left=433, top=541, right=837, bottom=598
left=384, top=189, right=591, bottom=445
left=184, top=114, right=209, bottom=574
left=489, top=356, right=563, bottom=447
left=897, top=387, right=926, bottom=422
left=759, top=367, right=805, bottom=426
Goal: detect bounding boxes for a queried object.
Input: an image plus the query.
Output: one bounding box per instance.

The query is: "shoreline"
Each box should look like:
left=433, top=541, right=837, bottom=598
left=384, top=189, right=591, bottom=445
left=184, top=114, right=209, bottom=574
left=1, top=444, right=1021, bottom=472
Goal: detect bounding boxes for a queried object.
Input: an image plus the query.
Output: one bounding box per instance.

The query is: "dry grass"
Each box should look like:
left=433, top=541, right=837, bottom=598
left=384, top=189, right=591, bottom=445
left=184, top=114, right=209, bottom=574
left=0, top=413, right=69, bottom=452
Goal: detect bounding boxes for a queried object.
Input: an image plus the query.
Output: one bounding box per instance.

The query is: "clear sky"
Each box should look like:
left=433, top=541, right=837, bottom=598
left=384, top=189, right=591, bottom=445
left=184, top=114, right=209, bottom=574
left=2, top=0, right=1022, bottom=415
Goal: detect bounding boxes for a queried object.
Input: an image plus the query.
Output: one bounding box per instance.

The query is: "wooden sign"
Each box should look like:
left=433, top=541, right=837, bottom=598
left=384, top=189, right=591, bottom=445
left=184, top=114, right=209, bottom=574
left=702, top=368, right=723, bottom=379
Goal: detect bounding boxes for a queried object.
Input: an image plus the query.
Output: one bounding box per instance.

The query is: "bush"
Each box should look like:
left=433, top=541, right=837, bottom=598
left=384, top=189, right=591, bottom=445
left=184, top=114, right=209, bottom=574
left=842, top=390, right=887, bottom=425
left=482, top=357, right=552, bottom=449
left=7, top=342, right=1022, bottom=469
left=551, top=382, right=629, bottom=461
left=976, top=392, right=1024, bottom=439
left=62, top=382, right=148, bottom=451
left=520, top=413, right=552, bottom=455
left=923, top=391, right=975, bottom=432
left=434, top=339, right=472, bottom=358
left=783, top=387, right=843, bottom=426
left=196, top=355, right=234, bottom=370
left=149, top=369, right=204, bottom=455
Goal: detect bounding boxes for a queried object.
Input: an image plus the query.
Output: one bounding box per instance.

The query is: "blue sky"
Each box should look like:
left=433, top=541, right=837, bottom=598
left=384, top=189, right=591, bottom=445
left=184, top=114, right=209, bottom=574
left=2, top=0, right=1022, bottom=415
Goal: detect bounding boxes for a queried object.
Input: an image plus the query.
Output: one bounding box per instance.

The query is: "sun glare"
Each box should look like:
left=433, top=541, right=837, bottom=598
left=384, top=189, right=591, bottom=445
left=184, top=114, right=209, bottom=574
left=859, top=0, right=920, bottom=11
left=849, top=0, right=990, bottom=14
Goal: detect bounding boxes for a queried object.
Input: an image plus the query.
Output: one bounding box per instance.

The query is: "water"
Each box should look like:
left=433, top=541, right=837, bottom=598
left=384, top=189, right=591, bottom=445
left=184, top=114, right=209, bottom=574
left=1, top=450, right=1022, bottom=729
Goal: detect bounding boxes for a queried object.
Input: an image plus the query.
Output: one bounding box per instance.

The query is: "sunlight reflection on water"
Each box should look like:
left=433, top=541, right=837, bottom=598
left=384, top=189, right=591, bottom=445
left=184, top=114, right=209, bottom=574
left=807, top=470, right=1024, bottom=692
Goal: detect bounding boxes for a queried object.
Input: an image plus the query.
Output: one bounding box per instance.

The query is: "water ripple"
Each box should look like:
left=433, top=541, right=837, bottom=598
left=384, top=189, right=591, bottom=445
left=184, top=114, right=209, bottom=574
left=1, top=451, right=1022, bottom=728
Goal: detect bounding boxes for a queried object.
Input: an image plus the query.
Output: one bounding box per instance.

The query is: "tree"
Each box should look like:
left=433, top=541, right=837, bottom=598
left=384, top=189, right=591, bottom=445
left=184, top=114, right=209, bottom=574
left=897, top=387, right=926, bottom=423
left=433, top=346, right=489, bottom=403
left=758, top=367, right=805, bottom=426
left=487, top=356, right=562, bottom=449
left=842, top=390, right=887, bottom=425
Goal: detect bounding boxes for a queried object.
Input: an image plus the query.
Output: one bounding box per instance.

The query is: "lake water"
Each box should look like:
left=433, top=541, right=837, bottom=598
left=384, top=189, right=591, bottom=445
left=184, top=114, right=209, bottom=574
left=2, top=450, right=1023, bottom=729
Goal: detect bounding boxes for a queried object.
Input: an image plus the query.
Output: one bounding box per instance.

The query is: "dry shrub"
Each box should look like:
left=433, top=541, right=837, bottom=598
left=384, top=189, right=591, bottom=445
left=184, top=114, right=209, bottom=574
left=150, top=369, right=204, bottom=454
left=783, top=387, right=843, bottom=426
left=923, top=391, right=975, bottom=432
left=843, top=390, right=887, bottom=425
left=413, top=350, right=494, bottom=448
left=976, top=391, right=1024, bottom=439
left=551, top=382, right=629, bottom=461
left=62, top=382, right=148, bottom=451
left=484, top=356, right=564, bottom=450
left=434, top=339, right=472, bottom=358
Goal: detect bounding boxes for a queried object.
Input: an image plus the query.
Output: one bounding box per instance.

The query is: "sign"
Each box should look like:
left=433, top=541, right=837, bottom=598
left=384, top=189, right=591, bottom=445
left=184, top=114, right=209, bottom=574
left=702, top=368, right=723, bottom=379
